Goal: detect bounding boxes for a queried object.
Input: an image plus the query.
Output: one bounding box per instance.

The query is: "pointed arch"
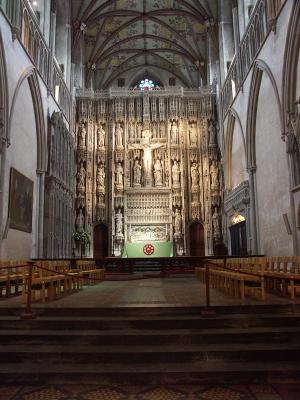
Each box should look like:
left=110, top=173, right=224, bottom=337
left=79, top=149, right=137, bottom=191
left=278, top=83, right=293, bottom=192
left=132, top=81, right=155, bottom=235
left=225, top=108, right=247, bottom=190
left=282, top=0, right=300, bottom=123
left=246, top=59, right=283, bottom=169
left=0, top=29, right=9, bottom=151
left=9, top=67, right=46, bottom=172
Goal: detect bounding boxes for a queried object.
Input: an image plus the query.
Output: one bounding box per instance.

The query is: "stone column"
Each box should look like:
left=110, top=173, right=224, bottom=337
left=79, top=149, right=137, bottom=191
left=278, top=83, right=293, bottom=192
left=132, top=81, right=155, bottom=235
left=218, top=0, right=235, bottom=85
left=248, top=166, right=258, bottom=254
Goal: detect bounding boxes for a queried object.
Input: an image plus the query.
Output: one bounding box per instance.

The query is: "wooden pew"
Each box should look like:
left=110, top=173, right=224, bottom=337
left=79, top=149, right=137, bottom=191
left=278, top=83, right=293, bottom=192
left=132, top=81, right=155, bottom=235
left=75, top=260, right=105, bottom=285
left=0, top=260, right=27, bottom=297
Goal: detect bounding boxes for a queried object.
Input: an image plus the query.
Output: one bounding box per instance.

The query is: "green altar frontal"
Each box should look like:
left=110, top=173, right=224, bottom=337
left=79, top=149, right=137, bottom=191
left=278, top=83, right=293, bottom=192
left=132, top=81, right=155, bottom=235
left=122, top=242, right=174, bottom=258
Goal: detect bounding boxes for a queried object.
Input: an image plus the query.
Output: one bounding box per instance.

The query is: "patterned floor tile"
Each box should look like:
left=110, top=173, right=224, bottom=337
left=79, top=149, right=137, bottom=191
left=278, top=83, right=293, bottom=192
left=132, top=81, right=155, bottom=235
left=22, top=387, right=67, bottom=400
left=139, top=386, right=185, bottom=400
left=199, top=386, right=246, bottom=400
left=82, top=386, right=126, bottom=400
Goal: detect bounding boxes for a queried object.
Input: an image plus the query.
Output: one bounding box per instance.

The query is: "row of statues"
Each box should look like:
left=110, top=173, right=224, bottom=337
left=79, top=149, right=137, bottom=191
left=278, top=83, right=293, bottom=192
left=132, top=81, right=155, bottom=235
left=114, top=158, right=182, bottom=188
left=78, top=119, right=217, bottom=151
left=190, top=160, right=219, bottom=190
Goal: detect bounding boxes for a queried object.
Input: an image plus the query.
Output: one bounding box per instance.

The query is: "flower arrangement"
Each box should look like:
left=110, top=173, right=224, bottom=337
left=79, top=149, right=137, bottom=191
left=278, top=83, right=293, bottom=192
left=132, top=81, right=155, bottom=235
left=72, top=230, right=91, bottom=245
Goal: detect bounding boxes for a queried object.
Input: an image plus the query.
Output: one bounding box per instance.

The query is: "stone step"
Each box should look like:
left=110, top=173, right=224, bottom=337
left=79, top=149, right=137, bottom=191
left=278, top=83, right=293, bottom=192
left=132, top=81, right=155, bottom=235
left=1, top=304, right=299, bottom=317
left=0, top=326, right=299, bottom=345
left=0, top=313, right=300, bottom=330
left=1, top=360, right=300, bottom=384
left=1, top=343, right=300, bottom=364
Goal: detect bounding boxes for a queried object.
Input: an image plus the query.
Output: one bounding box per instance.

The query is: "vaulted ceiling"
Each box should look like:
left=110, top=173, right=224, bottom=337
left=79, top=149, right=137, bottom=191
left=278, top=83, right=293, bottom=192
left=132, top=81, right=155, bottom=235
left=72, top=0, right=218, bottom=89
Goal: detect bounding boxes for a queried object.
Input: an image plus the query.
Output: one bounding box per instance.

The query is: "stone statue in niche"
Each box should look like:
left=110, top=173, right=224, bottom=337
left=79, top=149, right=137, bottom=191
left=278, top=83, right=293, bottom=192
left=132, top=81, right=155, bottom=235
left=115, top=209, right=123, bottom=236
left=78, top=123, right=86, bottom=148
left=170, top=121, right=179, bottom=144
left=115, top=123, right=123, bottom=148
left=172, top=160, right=180, bottom=188
left=159, top=122, right=165, bottom=138
left=212, top=207, right=221, bottom=240
left=208, top=120, right=217, bottom=146
left=128, top=122, right=135, bottom=141
left=77, top=163, right=86, bottom=188
left=210, top=160, right=219, bottom=189
left=76, top=193, right=85, bottom=209
left=189, top=123, right=197, bottom=146
left=76, top=208, right=84, bottom=231
left=96, top=164, right=105, bottom=190
left=174, top=208, right=182, bottom=236
left=137, top=123, right=142, bottom=138
left=97, top=124, right=105, bottom=148
left=133, top=159, right=142, bottom=186
left=153, top=158, right=163, bottom=186
left=115, top=162, right=124, bottom=190
left=191, top=162, right=199, bottom=188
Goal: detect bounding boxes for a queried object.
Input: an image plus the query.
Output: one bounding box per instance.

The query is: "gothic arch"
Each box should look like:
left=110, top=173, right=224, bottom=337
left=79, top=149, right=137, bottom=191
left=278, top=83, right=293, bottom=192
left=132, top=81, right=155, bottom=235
left=0, top=29, right=9, bottom=151
left=282, top=0, right=300, bottom=188
left=246, top=59, right=283, bottom=169
left=225, top=108, right=246, bottom=190
left=9, top=67, right=47, bottom=172
left=282, top=0, right=300, bottom=122
left=0, top=29, right=9, bottom=244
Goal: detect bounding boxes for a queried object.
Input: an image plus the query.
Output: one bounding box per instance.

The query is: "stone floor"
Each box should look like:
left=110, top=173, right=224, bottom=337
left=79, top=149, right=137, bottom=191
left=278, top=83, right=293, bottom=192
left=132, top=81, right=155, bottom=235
left=0, top=276, right=298, bottom=308
left=1, top=382, right=300, bottom=400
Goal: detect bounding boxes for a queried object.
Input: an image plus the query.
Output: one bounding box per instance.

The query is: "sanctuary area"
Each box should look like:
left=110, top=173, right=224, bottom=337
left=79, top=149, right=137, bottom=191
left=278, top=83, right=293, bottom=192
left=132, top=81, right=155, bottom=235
left=0, top=0, right=299, bottom=397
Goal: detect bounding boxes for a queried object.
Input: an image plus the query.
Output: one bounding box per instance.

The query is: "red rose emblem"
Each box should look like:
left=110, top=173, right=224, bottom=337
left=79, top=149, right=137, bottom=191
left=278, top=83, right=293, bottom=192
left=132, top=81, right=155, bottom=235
left=143, top=244, right=155, bottom=255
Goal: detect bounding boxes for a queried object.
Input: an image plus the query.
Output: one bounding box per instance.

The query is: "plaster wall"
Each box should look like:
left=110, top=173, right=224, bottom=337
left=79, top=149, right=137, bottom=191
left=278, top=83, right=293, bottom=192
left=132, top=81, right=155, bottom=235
left=231, top=122, right=247, bottom=189
left=255, top=72, right=292, bottom=255
left=0, top=11, right=67, bottom=259
left=1, top=80, right=37, bottom=259
left=224, top=0, right=296, bottom=255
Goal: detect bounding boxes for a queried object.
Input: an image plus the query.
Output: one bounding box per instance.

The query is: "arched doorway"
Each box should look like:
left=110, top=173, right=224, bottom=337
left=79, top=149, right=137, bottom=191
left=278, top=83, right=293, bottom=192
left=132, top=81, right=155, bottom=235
left=189, top=222, right=205, bottom=256
left=93, top=224, right=108, bottom=258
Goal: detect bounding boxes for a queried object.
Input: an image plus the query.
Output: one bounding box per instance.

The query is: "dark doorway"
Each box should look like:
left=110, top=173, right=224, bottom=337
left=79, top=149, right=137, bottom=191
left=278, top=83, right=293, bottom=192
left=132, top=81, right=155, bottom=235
left=93, top=224, right=108, bottom=258
left=189, top=222, right=205, bottom=256
left=230, top=221, right=247, bottom=255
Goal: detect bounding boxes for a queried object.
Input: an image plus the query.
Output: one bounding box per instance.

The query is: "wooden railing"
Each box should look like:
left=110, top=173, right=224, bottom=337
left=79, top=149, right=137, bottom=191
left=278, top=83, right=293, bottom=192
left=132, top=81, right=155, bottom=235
left=221, top=0, right=287, bottom=118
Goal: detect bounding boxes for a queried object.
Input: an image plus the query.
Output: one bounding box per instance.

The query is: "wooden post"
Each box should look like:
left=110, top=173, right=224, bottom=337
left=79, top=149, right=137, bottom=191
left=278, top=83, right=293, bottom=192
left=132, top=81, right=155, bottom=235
left=201, top=259, right=216, bottom=317
left=205, top=263, right=210, bottom=308
left=20, top=261, right=36, bottom=320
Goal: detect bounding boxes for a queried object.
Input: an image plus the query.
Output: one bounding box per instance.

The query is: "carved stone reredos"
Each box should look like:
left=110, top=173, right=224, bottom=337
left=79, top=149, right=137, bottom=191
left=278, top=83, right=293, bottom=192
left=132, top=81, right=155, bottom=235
left=75, top=90, right=221, bottom=256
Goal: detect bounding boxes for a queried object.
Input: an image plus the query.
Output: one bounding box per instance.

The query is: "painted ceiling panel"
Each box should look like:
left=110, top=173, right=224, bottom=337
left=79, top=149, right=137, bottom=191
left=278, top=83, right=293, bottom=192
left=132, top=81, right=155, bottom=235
left=72, top=0, right=218, bottom=88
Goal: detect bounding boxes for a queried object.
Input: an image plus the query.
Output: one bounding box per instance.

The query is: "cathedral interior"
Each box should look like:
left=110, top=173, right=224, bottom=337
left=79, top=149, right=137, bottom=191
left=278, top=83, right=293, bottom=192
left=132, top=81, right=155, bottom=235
left=0, top=0, right=300, bottom=398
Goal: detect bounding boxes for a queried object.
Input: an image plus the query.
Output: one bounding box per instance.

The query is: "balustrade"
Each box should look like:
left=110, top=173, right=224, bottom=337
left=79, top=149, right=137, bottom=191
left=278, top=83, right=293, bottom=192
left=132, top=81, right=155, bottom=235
left=1, top=0, right=71, bottom=121
left=221, top=0, right=286, bottom=118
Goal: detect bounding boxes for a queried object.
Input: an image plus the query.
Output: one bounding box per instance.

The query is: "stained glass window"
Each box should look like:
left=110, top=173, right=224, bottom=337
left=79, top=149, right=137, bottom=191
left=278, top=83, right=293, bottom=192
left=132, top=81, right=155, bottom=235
left=139, top=78, right=155, bottom=91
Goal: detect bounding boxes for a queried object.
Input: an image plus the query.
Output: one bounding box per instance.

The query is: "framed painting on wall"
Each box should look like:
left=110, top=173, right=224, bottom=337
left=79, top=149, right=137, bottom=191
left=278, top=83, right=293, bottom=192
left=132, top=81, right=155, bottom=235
left=8, top=167, right=33, bottom=233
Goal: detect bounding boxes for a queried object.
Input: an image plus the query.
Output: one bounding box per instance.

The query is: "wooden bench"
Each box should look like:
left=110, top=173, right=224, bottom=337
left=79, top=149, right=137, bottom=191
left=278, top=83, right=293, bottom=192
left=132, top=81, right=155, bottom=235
left=196, top=258, right=265, bottom=301
left=26, top=260, right=83, bottom=302
left=0, top=260, right=27, bottom=297
left=76, top=260, right=105, bottom=285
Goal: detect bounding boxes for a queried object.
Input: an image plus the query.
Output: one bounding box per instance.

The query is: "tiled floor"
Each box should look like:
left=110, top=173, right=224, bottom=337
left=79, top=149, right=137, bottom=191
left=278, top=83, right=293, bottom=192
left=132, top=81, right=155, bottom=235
left=1, top=383, right=300, bottom=400
left=0, top=276, right=298, bottom=308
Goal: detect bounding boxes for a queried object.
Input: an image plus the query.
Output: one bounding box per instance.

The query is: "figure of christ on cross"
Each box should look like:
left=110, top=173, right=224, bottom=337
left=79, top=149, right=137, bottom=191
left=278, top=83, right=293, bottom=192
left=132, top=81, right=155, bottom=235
left=128, top=128, right=165, bottom=187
